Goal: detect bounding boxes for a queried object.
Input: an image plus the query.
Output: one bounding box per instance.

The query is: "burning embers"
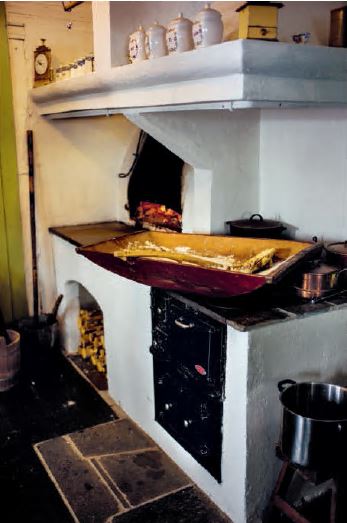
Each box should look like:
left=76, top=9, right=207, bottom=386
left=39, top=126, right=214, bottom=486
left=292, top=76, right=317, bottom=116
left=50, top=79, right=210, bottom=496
left=125, top=133, right=183, bottom=231
left=136, top=201, right=182, bottom=232
left=78, top=308, right=106, bottom=374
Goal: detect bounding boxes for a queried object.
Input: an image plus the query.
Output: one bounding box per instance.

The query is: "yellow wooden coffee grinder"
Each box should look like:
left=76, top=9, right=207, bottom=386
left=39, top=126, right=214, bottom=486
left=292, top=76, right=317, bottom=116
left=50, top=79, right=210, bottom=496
left=236, top=1, right=283, bottom=41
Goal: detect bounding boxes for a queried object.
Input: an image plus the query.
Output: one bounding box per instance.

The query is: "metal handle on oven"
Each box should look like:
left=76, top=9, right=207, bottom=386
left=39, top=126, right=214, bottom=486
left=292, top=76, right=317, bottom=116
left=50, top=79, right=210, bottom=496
left=174, top=318, right=195, bottom=329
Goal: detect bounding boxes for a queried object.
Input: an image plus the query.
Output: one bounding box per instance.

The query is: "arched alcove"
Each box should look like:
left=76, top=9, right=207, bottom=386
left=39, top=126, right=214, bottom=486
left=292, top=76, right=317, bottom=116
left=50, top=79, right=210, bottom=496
left=63, top=280, right=108, bottom=390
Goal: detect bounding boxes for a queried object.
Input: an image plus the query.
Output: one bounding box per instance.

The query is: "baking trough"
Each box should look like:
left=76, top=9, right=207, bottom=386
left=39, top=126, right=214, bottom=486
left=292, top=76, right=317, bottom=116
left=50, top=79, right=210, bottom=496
left=76, top=231, right=322, bottom=298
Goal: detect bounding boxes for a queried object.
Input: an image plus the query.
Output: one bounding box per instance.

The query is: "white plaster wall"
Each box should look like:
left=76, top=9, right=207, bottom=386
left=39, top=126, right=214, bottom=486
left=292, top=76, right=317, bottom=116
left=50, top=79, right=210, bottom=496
left=6, top=1, right=143, bottom=313
left=6, top=1, right=94, bottom=313
left=278, top=1, right=346, bottom=45
left=223, top=326, right=249, bottom=523
left=92, top=1, right=111, bottom=72
left=247, top=310, right=347, bottom=522
left=259, top=108, right=347, bottom=242
left=127, top=110, right=260, bottom=234
left=33, top=113, right=138, bottom=311
left=6, top=2, right=93, bottom=71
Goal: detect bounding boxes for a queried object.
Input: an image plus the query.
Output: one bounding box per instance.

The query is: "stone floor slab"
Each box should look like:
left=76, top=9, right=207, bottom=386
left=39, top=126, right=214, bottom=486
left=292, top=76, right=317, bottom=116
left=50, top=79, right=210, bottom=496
left=111, top=486, right=231, bottom=522
left=99, top=449, right=190, bottom=507
left=35, top=436, right=121, bottom=522
left=69, top=419, right=154, bottom=458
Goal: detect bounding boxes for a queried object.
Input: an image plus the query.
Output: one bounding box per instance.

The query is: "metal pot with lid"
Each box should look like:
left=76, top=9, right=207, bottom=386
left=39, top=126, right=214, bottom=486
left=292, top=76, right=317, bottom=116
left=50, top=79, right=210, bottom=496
left=292, top=260, right=347, bottom=299
left=226, top=214, right=286, bottom=238
left=326, top=241, right=347, bottom=267
left=278, top=379, right=347, bottom=471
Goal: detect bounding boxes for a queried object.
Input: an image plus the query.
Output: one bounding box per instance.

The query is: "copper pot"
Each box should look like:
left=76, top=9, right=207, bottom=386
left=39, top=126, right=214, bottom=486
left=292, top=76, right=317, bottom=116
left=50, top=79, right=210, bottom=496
left=293, top=261, right=347, bottom=299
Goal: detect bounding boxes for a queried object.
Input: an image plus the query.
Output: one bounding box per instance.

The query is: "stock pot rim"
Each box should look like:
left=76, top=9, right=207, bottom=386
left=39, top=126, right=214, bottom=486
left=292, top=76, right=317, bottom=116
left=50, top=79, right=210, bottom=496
left=279, top=380, right=347, bottom=423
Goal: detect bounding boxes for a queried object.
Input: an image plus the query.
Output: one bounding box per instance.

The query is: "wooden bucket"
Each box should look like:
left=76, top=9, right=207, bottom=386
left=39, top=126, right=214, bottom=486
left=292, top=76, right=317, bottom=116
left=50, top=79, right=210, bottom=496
left=0, top=330, right=20, bottom=391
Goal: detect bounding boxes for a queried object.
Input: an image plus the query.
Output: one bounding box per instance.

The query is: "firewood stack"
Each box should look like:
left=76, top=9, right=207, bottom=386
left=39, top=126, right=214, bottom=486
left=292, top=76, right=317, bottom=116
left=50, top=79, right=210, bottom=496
left=78, top=308, right=106, bottom=373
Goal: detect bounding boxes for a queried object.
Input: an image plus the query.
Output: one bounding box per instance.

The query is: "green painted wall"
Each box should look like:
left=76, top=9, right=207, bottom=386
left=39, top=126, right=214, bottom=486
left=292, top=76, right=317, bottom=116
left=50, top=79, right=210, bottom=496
left=0, top=2, right=27, bottom=322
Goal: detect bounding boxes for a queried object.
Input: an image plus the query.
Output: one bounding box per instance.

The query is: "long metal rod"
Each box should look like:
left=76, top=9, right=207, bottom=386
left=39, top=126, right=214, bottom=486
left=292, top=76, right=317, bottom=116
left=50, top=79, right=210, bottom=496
left=27, top=130, right=39, bottom=322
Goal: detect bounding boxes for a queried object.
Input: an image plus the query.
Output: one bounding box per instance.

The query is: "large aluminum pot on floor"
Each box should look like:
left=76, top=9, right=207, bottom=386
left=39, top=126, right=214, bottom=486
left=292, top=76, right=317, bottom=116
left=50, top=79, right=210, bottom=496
left=278, top=379, right=347, bottom=472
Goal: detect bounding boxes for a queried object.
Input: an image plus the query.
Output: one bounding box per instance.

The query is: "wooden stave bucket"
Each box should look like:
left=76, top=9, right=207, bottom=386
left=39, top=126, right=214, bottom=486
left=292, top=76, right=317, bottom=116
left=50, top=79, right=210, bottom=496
left=0, top=330, right=20, bottom=391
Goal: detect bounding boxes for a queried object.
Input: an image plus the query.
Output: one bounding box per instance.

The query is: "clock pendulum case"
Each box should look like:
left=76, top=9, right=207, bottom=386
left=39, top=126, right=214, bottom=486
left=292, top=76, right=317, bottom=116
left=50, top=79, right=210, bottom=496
left=33, top=39, right=52, bottom=87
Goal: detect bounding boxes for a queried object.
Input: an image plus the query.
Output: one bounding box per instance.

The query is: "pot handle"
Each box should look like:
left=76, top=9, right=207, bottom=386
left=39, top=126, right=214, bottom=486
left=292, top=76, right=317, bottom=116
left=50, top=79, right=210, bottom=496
left=249, top=214, right=263, bottom=223
left=278, top=379, right=296, bottom=393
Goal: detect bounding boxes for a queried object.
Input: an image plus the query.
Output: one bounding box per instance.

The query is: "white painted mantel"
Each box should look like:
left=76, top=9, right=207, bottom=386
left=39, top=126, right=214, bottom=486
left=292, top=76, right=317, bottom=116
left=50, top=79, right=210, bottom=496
left=31, top=39, right=347, bottom=118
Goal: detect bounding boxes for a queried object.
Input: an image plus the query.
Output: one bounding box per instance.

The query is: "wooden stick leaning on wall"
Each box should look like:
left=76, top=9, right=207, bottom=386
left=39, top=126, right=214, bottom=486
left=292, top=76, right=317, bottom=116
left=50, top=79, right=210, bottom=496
left=27, top=130, right=39, bottom=323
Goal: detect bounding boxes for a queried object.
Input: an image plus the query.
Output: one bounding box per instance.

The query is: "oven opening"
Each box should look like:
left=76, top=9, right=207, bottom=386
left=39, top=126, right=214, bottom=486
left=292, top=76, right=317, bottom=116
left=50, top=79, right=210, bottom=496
left=125, top=132, right=184, bottom=231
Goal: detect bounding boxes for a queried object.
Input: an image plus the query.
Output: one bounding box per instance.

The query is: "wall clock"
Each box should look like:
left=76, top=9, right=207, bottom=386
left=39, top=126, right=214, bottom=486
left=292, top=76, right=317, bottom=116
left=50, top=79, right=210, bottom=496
left=34, top=39, right=52, bottom=87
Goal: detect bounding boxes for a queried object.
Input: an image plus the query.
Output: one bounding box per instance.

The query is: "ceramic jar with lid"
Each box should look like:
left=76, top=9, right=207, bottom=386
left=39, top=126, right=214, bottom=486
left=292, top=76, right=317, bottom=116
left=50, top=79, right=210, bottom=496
left=166, top=13, right=194, bottom=54
left=193, top=3, right=223, bottom=48
left=129, top=25, right=147, bottom=63
left=145, top=21, right=167, bottom=59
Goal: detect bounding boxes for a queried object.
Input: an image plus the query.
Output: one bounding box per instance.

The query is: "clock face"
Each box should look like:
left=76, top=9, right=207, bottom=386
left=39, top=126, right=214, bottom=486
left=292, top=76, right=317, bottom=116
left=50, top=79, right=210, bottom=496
left=35, top=53, right=49, bottom=75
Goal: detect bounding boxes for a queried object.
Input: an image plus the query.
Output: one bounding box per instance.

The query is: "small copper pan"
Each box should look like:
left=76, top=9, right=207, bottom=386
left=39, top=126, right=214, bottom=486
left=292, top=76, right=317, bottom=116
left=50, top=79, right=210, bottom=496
left=293, top=262, right=347, bottom=299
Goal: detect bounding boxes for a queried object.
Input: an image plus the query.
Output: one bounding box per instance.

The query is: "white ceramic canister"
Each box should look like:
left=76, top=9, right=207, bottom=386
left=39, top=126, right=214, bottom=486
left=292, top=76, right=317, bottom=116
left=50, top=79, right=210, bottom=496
left=145, top=21, right=167, bottom=59
left=166, top=12, right=194, bottom=54
left=129, top=25, right=147, bottom=63
left=193, top=3, right=223, bottom=48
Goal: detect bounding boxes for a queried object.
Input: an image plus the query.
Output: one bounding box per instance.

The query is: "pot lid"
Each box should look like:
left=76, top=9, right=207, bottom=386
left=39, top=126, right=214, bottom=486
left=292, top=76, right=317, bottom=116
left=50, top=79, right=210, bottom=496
left=303, top=263, right=339, bottom=275
left=226, top=214, right=284, bottom=230
left=326, top=241, right=347, bottom=254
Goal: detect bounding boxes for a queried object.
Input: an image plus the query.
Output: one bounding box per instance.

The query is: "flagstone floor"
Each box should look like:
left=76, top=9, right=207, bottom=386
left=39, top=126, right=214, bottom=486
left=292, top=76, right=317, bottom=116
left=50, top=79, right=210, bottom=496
left=0, top=337, right=230, bottom=522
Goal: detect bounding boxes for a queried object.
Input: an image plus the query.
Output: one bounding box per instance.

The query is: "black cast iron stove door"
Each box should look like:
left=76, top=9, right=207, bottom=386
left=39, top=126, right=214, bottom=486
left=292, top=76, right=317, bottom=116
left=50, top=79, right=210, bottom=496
left=150, top=288, right=227, bottom=482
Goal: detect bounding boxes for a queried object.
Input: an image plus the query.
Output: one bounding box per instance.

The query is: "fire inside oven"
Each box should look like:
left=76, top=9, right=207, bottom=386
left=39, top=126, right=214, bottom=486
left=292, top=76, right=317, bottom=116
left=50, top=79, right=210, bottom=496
left=124, top=132, right=184, bottom=231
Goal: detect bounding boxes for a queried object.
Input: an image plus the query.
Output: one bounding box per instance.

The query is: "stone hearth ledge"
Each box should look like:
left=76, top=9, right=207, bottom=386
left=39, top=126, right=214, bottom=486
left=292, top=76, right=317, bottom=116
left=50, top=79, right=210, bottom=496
left=32, top=40, right=347, bottom=117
